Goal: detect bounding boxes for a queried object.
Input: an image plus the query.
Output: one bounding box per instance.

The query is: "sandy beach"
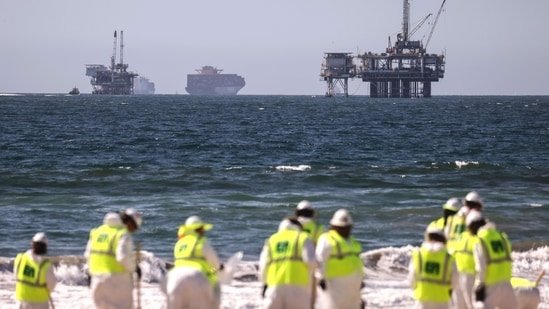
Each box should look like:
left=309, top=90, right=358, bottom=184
left=2, top=253, right=549, bottom=309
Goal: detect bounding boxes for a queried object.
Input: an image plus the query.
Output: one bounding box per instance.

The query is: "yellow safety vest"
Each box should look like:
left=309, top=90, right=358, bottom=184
left=301, top=221, right=324, bottom=245
left=173, top=232, right=218, bottom=285
left=15, top=252, right=51, bottom=302
left=412, top=247, right=454, bottom=303
left=454, top=233, right=476, bottom=274
left=88, top=224, right=128, bottom=275
left=446, top=214, right=466, bottom=254
left=325, top=230, right=363, bottom=279
left=428, top=217, right=445, bottom=230
left=265, top=229, right=310, bottom=286
left=477, top=228, right=512, bottom=286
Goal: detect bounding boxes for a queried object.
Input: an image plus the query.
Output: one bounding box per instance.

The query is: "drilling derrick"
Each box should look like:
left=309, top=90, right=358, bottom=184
left=86, top=30, right=138, bottom=95
left=356, top=0, right=446, bottom=98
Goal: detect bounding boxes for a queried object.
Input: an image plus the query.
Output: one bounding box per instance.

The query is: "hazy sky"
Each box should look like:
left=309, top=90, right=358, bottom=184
left=1, top=0, right=548, bottom=95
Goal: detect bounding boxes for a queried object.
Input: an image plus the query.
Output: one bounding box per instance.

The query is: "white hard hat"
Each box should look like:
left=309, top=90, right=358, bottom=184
left=278, top=217, right=301, bottom=231
left=32, top=232, right=48, bottom=244
left=425, top=226, right=445, bottom=238
left=125, top=208, right=143, bottom=228
left=442, top=198, right=461, bottom=211
left=297, top=200, right=313, bottom=210
left=329, top=209, right=353, bottom=227
left=466, top=210, right=484, bottom=226
left=103, top=212, right=122, bottom=226
left=464, top=191, right=484, bottom=208
left=184, top=215, right=213, bottom=231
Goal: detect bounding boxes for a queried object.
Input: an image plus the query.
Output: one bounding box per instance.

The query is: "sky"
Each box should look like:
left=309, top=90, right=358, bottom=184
left=1, top=0, right=548, bottom=96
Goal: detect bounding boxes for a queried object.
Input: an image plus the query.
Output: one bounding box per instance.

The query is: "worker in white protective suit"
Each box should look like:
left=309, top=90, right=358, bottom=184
left=467, top=210, right=517, bottom=309
left=162, top=215, right=222, bottom=309
left=446, top=191, right=484, bottom=254
left=85, top=209, right=143, bottom=309
left=14, top=232, right=57, bottom=309
left=408, top=226, right=458, bottom=309
left=295, top=200, right=325, bottom=245
left=259, top=216, right=316, bottom=309
left=428, top=198, right=461, bottom=231
left=316, top=209, right=364, bottom=309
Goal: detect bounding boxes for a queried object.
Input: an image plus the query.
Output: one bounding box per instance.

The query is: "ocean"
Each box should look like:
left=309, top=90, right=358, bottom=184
left=0, top=93, right=548, bottom=308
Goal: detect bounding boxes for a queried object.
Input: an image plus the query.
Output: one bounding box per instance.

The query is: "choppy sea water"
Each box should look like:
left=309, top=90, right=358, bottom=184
left=1, top=93, right=548, bottom=307
left=1, top=94, right=548, bottom=258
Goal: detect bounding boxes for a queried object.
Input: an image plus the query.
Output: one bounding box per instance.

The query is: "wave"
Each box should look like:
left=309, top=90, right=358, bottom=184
left=2, top=245, right=548, bottom=287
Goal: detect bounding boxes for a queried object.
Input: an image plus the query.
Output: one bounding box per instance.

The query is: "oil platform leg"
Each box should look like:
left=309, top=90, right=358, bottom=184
left=402, top=81, right=411, bottom=98
left=370, top=82, right=378, bottom=98
left=423, top=82, right=431, bottom=98
left=391, top=80, right=400, bottom=98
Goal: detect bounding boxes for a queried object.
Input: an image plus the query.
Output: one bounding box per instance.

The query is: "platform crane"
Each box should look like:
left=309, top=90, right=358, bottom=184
left=425, top=0, right=447, bottom=50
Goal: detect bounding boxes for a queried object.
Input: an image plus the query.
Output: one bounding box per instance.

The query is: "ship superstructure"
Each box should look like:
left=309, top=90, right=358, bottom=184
left=133, top=76, right=155, bottom=95
left=185, top=66, right=245, bottom=95
left=86, top=31, right=138, bottom=95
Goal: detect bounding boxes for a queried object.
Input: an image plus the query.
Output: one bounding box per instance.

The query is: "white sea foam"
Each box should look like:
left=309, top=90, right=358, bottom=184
left=275, top=165, right=311, bottom=171
left=1, top=247, right=548, bottom=308
left=455, top=160, right=479, bottom=168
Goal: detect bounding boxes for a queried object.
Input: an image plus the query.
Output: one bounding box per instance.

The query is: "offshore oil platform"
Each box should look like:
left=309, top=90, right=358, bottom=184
left=321, top=0, right=447, bottom=98
left=86, top=31, right=138, bottom=95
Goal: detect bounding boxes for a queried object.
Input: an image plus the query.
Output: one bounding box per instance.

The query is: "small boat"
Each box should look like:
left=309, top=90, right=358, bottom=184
left=69, top=87, right=80, bottom=95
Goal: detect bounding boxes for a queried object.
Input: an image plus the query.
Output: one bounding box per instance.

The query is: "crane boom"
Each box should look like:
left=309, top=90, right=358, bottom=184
left=409, top=13, right=432, bottom=39
left=425, top=0, right=447, bottom=50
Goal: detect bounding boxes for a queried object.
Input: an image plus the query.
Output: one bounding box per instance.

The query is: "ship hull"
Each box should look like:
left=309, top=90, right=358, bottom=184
left=186, top=67, right=245, bottom=96
left=185, top=86, right=244, bottom=96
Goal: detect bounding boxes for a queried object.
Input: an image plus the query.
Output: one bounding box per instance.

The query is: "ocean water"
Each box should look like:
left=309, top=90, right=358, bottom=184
left=0, top=94, right=548, bottom=308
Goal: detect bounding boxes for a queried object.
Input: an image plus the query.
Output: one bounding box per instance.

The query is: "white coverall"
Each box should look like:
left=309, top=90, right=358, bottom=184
left=472, top=224, right=517, bottom=309
left=258, top=221, right=316, bottom=309
left=454, top=272, right=475, bottom=309
left=316, top=232, right=364, bottom=309
left=407, top=241, right=459, bottom=309
left=84, top=213, right=136, bottom=309
left=161, top=237, right=221, bottom=309
left=13, top=250, right=57, bottom=309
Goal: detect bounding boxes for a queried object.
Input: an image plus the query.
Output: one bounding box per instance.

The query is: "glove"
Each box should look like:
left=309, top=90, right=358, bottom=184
left=475, top=283, right=486, bottom=302
left=319, top=279, right=327, bottom=290
left=86, top=272, right=91, bottom=287
left=262, top=284, right=267, bottom=298
left=135, top=265, right=142, bottom=280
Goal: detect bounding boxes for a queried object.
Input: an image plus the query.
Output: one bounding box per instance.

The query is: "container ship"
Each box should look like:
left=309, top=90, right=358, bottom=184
left=185, top=66, right=245, bottom=95
left=133, top=76, right=155, bottom=95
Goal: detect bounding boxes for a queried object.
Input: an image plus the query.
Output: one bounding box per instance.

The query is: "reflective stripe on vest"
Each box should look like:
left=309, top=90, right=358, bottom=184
left=325, top=230, right=363, bottom=279
left=412, top=248, right=454, bottom=302
left=265, top=229, right=309, bottom=286
left=173, top=232, right=217, bottom=284
left=454, top=234, right=476, bottom=274
left=15, top=252, right=51, bottom=302
left=478, top=229, right=512, bottom=285
left=88, top=224, right=127, bottom=274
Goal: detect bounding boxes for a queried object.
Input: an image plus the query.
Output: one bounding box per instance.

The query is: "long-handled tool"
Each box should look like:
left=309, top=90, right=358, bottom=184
left=534, top=270, right=545, bottom=287
left=135, top=242, right=142, bottom=309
